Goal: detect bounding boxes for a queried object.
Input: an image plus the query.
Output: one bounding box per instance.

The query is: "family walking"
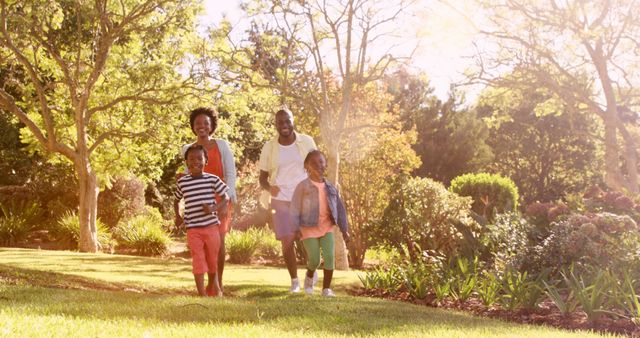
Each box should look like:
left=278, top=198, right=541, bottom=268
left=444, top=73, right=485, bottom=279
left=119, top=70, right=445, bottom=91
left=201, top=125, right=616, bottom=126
left=174, top=107, right=350, bottom=298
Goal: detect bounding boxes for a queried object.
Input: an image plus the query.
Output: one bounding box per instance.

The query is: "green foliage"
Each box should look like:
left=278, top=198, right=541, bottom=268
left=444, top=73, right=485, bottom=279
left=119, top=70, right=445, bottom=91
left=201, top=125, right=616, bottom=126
left=561, top=267, right=611, bottom=322
left=476, top=272, right=501, bottom=307
left=252, top=227, right=281, bottom=260
left=476, top=85, right=601, bottom=205
left=0, top=200, right=39, bottom=246
left=400, top=261, right=439, bottom=300
left=114, top=213, right=171, bottom=256
left=543, top=280, right=577, bottom=315
left=226, top=228, right=262, bottom=264
left=340, top=105, right=420, bottom=268
left=450, top=172, right=519, bottom=222
left=530, top=212, right=639, bottom=273
left=449, top=256, right=480, bottom=302
left=499, top=267, right=546, bottom=310
left=380, top=176, right=476, bottom=262
left=358, top=265, right=404, bottom=294
left=482, top=212, right=530, bottom=270
left=52, top=212, right=115, bottom=252
left=98, top=176, right=147, bottom=228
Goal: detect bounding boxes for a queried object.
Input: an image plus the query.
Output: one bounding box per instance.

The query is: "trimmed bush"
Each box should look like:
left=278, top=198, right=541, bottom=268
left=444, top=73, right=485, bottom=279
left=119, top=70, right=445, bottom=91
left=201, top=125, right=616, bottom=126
left=253, top=227, right=281, bottom=260
left=114, top=213, right=171, bottom=256
left=450, top=172, right=519, bottom=221
left=52, top=211, right=115, bottom=252
left=0, top=200, right=39, bottom=246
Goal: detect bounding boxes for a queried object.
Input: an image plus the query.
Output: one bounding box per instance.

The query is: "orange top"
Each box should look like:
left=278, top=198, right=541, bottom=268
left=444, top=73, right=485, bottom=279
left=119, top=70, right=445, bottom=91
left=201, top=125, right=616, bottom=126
left=300, top=180, right=334, bottom=240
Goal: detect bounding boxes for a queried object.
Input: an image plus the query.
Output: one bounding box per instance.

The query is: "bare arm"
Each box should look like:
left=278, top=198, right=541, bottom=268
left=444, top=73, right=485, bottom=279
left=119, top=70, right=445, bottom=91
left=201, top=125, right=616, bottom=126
left=260, top=170, right=280, bottom=197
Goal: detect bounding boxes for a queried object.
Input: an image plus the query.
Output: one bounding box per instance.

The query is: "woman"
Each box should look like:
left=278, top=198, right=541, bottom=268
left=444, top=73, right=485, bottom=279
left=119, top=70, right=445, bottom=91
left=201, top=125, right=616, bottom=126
left=180, top=107, right=236, bottom=294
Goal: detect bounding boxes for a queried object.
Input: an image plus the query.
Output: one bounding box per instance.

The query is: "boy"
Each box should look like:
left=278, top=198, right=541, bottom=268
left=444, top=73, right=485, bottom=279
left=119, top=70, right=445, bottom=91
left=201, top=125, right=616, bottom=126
left=174, top=144, right=229, bottom=297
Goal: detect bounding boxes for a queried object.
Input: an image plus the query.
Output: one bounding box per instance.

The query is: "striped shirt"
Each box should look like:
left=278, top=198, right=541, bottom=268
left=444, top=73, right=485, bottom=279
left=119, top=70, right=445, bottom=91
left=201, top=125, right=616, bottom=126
left=175, top=173, right=229, bottom=228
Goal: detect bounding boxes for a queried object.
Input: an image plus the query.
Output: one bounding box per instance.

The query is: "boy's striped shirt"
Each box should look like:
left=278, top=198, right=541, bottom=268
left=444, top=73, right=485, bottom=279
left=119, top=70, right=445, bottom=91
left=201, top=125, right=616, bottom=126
left=175, top=173, right=228, bottom=228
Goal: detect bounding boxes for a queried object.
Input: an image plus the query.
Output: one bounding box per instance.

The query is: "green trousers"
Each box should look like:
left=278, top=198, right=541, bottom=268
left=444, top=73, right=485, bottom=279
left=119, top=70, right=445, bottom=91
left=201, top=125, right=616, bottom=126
left=302, top=231, right=335, bottom=271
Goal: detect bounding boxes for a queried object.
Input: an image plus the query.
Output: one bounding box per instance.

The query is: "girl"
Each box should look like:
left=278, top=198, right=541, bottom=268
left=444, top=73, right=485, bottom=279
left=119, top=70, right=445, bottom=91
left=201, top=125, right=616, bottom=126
left=290, top=150, right=350, bottom=297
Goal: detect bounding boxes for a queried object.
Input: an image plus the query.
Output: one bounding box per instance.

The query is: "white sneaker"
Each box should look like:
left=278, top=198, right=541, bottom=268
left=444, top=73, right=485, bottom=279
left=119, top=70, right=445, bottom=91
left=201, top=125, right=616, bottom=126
left=321, top=288, right=336, bottom=297
left=304, top=275, right=314, bottom=295
left=290, top=278, right=300, bottom=293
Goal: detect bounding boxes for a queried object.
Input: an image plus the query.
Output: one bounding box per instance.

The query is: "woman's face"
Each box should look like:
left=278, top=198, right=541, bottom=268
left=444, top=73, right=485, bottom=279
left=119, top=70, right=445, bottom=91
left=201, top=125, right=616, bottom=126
left=193, top=114, right=212, bottom=138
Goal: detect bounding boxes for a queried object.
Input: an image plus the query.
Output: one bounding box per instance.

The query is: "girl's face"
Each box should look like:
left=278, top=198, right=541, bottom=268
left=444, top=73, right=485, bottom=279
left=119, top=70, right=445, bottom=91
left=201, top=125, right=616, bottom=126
left=186, top=149, right=206, bottom=176
left=193, top=114, right=212, bottom=138
left=305, top=153, right=326, bottom=181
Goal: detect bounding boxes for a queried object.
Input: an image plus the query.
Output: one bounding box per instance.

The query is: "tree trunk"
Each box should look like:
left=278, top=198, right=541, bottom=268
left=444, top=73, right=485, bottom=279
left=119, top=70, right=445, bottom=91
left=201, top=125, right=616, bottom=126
left=618, top=122, right=639, bottom=193
left=76, top=159, right=99, bottom=253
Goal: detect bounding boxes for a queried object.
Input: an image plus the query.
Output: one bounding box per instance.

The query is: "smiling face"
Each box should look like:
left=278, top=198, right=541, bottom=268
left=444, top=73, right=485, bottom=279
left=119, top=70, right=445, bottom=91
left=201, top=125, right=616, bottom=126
left=186, top=148, right=207, bottom=177
left=192, top=113, right=213, bottom=139
left=305, top=151, right=326, bottom=182
left=275, top=110, right=294, bottom=138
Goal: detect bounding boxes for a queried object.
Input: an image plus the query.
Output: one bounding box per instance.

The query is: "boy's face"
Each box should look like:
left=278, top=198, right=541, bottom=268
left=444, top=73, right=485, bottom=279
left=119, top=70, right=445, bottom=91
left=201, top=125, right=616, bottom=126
left=305, top=153, right=326, bottom=180
left=193, top=114, right=212, bottom=138
left=186, top=149, right=206, bottom=176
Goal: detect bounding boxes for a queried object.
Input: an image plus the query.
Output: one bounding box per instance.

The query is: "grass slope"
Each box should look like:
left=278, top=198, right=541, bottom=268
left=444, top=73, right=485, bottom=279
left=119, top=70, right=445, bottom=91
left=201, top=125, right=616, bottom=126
left=0, top=248, right=613, bottom=337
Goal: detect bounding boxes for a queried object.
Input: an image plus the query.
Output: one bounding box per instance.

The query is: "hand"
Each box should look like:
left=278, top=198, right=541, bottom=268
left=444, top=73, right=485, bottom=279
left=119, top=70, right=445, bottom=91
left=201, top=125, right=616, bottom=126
left=202, top=203, right=215, bottom=214
left=342, top=232, right=351, bottom=244
left=269, top=185, right=280, bottom=197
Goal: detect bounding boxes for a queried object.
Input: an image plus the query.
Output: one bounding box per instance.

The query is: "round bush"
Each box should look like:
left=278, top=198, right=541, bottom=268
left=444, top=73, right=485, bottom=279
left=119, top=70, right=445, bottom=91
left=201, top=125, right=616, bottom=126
left=449, top=172, right=519, bottom=221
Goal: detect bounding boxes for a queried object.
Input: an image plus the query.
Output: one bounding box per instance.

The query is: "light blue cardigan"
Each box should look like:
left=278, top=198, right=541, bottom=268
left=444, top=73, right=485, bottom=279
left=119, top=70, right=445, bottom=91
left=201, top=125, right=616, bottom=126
left=181, top=139, right=237, bottom=203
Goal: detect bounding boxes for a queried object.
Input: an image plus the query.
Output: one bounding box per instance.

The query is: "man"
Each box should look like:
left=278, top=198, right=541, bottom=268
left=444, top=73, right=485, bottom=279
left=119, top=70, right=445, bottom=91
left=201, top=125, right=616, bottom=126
left=259, top=108, right=317, bottom=293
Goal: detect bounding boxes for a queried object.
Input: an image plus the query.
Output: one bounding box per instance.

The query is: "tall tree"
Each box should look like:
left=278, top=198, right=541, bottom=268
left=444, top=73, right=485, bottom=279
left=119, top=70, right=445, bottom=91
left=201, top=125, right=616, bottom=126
left=468, top=0, right=640, bottom=192
left=387, top=69, right=493, bottom=184
left=0, top=0, right=200, bottom=251
left=477, top=84, right=602, bottom=204
left=237, top=0, right=418, bottom=269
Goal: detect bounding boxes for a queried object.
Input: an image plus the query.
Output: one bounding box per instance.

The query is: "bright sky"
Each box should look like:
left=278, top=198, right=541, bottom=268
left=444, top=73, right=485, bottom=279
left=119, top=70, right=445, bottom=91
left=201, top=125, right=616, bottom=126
left=201, top=0, right=479, bottom=100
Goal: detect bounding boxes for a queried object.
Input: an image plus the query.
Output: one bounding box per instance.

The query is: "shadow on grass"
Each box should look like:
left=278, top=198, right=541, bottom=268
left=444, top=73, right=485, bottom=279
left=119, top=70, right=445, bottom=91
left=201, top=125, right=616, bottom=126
left=0, top=265, right=574, bottom=338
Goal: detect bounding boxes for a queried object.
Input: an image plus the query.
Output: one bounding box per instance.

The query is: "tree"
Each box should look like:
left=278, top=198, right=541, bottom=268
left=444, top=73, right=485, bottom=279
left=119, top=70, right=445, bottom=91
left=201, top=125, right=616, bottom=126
left=239, top=0, right=418, bottom=269
left=339, top=82, right=420, bottom=268
left=386, top=69, right=493, bottom=184
left=0, top=0, right=200, bottom=252
left=468, top=0, right=640, bottom=192
left=476, top=84, right=602, bottom=204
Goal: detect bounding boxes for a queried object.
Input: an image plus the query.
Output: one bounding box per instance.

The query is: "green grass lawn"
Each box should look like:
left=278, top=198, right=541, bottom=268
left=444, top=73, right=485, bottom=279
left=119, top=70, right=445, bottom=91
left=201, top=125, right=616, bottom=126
left=0, top=248, right=614, bottom=337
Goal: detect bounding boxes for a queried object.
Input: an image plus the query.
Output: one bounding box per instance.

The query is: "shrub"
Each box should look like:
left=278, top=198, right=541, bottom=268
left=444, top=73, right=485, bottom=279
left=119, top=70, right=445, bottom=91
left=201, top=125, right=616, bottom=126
left=379, top=177, right=477, bottom=262
left=98, top=176, right=146, bottom=228
left=226, top=228, right=262, bottom=264
left=0, top=200, right=39, bottom=246
left=52, top=211, right=115, bottom=252
left=114, top=214, right=171, bottom=256
left=252, top=227, right=281, bottom=260
left=450, top=172, right=519, bottom=222
left=482, top=212, right=531, bottom=270
left=525, top=212, right=639, bottom=274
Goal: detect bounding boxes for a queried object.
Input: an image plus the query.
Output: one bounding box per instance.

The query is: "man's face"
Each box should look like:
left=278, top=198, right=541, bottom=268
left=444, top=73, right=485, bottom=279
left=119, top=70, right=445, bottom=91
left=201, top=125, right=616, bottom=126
left=275, top=111, right=294, bottom=138
left=186, top=149, right=206, bottom=176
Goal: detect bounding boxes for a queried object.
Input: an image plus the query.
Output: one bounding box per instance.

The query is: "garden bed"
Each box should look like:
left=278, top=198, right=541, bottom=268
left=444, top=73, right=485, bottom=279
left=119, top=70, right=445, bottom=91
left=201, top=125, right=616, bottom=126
left=352, top=288, right=639, bottom=336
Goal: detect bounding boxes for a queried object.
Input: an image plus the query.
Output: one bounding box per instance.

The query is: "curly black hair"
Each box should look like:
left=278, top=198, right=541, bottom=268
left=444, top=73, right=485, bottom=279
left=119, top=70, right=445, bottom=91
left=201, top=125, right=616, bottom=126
left=304, top=149, right=324, bottom=165
left=189, top=107, right=218, bottom=135
left=184, top=144, right=209, bottom=163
